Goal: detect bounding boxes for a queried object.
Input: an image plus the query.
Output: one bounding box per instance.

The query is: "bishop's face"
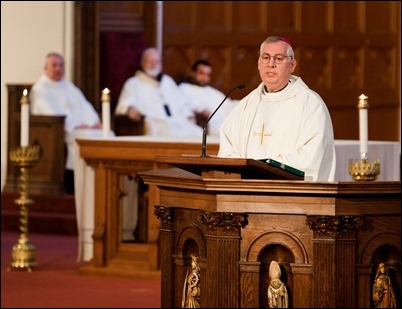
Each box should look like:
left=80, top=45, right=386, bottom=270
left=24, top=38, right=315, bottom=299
left=258, top=40, right=296, bottom=93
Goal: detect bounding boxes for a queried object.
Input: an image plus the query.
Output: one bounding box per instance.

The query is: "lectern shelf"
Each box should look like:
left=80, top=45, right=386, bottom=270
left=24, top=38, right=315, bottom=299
left=155, top=155, right=305, bottom=180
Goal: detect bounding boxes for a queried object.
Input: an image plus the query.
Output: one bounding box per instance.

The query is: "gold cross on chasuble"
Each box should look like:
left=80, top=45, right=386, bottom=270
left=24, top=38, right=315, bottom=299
left=253, top=123, right=272, bottom=145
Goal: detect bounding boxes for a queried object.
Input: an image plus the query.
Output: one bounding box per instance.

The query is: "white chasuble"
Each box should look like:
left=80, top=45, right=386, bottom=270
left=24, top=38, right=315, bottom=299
left=218, top=75, right=336, bottom=181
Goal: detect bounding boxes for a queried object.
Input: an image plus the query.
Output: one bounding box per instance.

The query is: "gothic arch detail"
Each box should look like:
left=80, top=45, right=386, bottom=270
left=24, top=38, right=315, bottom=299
left=359, top=232, right=401, bottom=264
left=246, top=229, right=309, bottom=264
left=176, top=224, right=206, bottom=258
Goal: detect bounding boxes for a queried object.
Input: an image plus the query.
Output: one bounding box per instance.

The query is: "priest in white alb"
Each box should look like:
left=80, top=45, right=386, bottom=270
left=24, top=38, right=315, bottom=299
left=179, top=59, right=239, bottom=137
left=218, top=36, right=336, bottom=181
left=115, top=47, right=203, bottom=137
left=29, top=52, right=109, bottom=193
left=29, top=52, right=137, bottom=262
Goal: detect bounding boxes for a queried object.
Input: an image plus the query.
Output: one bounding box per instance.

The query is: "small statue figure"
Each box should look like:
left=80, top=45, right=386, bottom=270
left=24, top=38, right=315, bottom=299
left=267, top=260, right=288, bottom=308
left=372, top=262, right=396, bottom=308
left=182, top=255, right=201, bottom=308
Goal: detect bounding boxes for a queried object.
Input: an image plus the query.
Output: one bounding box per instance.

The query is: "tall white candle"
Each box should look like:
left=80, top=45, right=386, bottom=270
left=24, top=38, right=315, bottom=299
left=20, top=89, right=29, bottom=147
left=358, top=94, right=369, bottom=157
left=101, top=88, right=111, bottom=138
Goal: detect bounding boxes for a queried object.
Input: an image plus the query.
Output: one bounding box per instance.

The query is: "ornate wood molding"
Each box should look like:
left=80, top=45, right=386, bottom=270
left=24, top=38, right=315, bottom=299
left=306, top=215, right=363, bottom=239
left=198, top=212, right=248, bottom=236
left=154, top=206, right=175, bottom=229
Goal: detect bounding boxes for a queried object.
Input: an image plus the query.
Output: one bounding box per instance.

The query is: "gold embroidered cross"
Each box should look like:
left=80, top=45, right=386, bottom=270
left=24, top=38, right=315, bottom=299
left=253, top=123, right=272, bottom=145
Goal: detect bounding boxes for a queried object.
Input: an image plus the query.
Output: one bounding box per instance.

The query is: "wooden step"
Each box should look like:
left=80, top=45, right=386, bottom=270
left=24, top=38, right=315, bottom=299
left=78, top=243, right=161, bottom=279
left=79, top=262, right=161, bottom=280
left=1, top=191, right=77, bottom=235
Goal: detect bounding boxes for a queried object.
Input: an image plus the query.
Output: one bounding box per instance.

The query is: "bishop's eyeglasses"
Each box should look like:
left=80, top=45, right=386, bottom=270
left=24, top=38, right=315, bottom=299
left=259, top=54, right=293, bottom=64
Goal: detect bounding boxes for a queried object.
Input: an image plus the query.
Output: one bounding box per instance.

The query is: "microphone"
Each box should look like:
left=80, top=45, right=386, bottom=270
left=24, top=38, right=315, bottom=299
left=201, top=84, right=245, bottom=157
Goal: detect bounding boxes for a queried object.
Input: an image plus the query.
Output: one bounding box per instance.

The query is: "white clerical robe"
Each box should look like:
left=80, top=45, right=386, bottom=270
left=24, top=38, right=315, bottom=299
left=179, top=82, right=239, bottom=137
left=218, top=76, right=336, bottom=181
left=115, top=70, right=203, bottom=137
left=30, top=74, right=137, bottom=263
left=30, top=74, right=105, bottom=169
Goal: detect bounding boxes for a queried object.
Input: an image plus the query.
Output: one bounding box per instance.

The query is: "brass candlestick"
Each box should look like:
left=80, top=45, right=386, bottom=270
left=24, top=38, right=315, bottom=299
left=8, top=145, right=40, bottom=271
left=348, top=94, right=380, bottom=181
left=348, top=158, right=380, bottom=181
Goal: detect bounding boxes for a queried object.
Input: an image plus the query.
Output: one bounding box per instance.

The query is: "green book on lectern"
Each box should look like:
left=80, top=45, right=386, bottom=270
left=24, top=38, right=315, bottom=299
left=259, top=158, right=305, bottom=178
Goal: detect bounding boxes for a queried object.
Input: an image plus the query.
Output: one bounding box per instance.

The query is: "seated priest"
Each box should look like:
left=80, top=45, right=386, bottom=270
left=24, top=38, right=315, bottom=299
left=114, top=47, right=203, bottom=137
left=29, top=51, right=114, bottom=194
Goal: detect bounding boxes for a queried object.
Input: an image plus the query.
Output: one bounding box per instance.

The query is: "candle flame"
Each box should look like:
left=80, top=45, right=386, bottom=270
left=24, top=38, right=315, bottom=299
left=23, top=89, right=28, bottom=96
left=102, top=88, right=110, bottom=94
left=357, top=94, right=369, bottom=109
left=358, top=94, right=368, bottom=100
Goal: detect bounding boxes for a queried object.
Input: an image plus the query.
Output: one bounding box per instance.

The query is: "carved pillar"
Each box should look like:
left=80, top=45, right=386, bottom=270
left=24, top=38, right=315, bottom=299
left=198, top=212, right=248, bottom=308
left=356, top=264, right=372, bottom=308
left=289, top=263, right=313, bottom=308
left=154, top=206, right=175, bottom=308
left=172, top=254, right=186, bottom=309
left=239, top=261, right=260, bottom=308
left=90, top=160, right=107, bottom=267
left=306, top=215, right=363, bottom=308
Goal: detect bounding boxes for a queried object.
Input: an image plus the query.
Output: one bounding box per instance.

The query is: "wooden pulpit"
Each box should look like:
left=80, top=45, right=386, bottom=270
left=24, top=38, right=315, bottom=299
left=140, top=155, right=401, bottom=308
left=156, top=155, right=305, bottom=180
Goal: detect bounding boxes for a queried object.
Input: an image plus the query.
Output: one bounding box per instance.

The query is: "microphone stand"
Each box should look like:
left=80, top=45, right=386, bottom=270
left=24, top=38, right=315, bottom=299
left=201, top=84, right=245, bottom=157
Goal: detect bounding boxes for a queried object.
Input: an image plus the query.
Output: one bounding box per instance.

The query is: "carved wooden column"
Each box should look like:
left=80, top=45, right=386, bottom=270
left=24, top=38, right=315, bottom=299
left=356, top=264, right=373, bottom=308
left=290, top=263, right=313, bottom=308
left=239, top=261, right=260, bottom=308
left=154, top=206, right=175, bottom=308
left=198, top=212, right=247, bottom=308
left=307, top=215, right=363, bottom=308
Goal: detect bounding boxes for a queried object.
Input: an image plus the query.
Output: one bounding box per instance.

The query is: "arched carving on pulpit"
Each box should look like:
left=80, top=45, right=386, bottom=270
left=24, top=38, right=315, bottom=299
left=358, top=232, right=400, bottom=265
left=245, top=230, right=309, bottom=308
left=370, top=254, right=400, bottom=308
left=369, top=244, right=401, bottom=308
left=357, top=232, right=401, bottom=308
left=176, top=225, right=206, bottom=258
left=259, top=246, right=293, bottom=308
left=246, top=230, right=308, bottom=264
left=175, top=226, right=206, bottom=308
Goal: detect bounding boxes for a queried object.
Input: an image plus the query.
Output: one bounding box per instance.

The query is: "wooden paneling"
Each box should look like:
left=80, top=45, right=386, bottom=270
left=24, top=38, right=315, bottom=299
left=99, top=1, right=145, bottom=32
left=74, top=1, right=99, bottom=109
left=266, top=2, right=297, bottom=32
left=300, top=1, right=330, bottom=32
left=366, top=1, right=397, bottom=33
left=162, top=1, right=400, bottom=141
left=75, top=1, right=400, bottom=141
left=333, top=2, right=360, bottom=33
left=234, top=2, right=267, bottom=33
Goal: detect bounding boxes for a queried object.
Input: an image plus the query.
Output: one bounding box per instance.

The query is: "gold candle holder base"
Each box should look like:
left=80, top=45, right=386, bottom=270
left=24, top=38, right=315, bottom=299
left=348, top=158, right=380, bottom=181
left=10, top=236, right=37, bottom=271
left=8, top=145, right=41, bottom=271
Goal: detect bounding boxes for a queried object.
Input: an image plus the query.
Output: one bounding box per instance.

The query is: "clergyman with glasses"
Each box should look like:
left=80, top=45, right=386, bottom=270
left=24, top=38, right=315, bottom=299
left=218, top=35, right=336, bottom=181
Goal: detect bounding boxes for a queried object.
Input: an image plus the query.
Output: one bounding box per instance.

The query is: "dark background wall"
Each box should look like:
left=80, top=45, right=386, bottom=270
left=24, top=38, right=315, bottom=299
left=74, top=1, right=401, bottom=142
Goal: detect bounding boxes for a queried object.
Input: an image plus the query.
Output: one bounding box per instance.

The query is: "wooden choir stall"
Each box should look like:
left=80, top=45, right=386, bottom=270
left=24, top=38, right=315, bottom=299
left=139, top=155, right=401, bottom=308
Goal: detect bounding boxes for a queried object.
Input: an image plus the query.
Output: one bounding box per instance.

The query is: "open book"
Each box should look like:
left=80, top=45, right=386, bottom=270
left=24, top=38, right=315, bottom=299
left=156, top=155, right=305, bottom=180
